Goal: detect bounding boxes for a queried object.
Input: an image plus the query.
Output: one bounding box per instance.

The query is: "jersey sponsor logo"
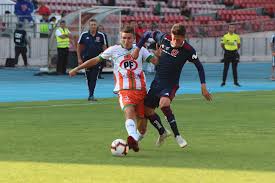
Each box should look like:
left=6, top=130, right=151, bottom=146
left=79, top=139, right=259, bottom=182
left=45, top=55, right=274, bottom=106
left=192, top=53, right=198, bottom=60
left=171, top=49, right=179, bottom=57
left=15, top=33, right=23, bottom=38
left=164, top=93, right=169, bottom=96
left=96, top=37, right=101, bottom=42
left=119, top=55, right=138, bottom=70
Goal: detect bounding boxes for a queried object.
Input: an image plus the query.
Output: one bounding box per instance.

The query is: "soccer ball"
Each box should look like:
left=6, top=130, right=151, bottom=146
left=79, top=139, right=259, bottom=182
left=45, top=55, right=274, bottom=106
left=111, top=139, right=129, bottom=156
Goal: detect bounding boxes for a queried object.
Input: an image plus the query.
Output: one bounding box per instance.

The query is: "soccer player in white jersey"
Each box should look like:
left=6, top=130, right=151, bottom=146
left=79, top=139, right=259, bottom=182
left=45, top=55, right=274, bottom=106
left=270, top=33, right=275, bottom=80
left=69, top=26, right=158, bottom=152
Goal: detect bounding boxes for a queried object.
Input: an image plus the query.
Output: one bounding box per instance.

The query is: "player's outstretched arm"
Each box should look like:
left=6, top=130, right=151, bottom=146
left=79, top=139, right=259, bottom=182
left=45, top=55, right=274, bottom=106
left=191, top=58, right=212, bottom=101
left=201, top=83, right=212, bottom=101
left=69, top=57, right=100, bottom=77
left=132, top=31, right=153, bottom=60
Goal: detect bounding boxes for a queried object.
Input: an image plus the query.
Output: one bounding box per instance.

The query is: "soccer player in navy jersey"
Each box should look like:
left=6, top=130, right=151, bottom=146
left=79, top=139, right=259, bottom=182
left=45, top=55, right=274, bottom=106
left=133, top=23, right=212, bottom=148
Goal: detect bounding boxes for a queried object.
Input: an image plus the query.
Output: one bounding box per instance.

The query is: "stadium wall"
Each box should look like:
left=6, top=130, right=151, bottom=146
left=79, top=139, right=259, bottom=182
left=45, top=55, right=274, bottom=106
left=0, top=31, right=273, bottom=66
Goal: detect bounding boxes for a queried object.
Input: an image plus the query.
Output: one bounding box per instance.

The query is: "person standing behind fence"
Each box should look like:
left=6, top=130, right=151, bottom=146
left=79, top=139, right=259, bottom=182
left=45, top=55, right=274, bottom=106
left=14, top=23, right=29, bottom=67
left=221, top=24, right=241, bottom=87
left=270, top=33, right=275, bottom=81
left=55, top=20, right=71, bottom=75
left=77, top=19, right=107, bottom=101
left=14, top=0, right=34, bottom=23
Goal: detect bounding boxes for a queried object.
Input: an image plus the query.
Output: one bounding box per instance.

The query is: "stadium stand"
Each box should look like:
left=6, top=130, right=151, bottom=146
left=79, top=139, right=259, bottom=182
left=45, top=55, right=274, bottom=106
left=1, top=0, right=275, bottom=38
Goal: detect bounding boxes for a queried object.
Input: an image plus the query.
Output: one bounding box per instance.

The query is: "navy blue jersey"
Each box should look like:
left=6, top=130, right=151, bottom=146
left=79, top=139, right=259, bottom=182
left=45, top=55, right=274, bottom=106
left=78, top=31, right=107, bottom=60
left=152, top=32, right=206, bottom=89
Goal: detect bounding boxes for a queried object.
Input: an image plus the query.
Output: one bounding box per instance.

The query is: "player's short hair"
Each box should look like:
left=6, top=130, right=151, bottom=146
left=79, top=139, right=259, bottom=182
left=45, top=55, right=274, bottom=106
left=171, top=23, right=186, bottom=36
left=90, top=18, right=97, bottom=23
left=121, top=26, right=134, bottom=35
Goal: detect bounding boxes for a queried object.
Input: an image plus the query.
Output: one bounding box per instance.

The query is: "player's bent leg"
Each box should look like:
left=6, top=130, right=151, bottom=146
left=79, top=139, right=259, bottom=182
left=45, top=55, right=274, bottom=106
left=175, top=135, right=188, bottom=148
left=137, top=117, right=147, bottom=141
left=145, top=106, right=170, bottom=146
left=160, top=97, right=187, bottom=148
left=124, top=106, right=139, bottom=152
left=156, top=128, right=171, bottom=147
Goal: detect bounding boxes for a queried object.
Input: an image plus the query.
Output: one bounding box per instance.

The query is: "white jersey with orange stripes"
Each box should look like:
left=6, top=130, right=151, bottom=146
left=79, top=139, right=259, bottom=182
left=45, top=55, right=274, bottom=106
left=99, top=44, right=153, bottom=93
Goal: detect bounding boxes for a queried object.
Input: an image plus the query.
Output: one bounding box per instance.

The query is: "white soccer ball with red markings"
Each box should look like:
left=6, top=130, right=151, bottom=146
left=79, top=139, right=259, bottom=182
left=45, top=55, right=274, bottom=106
left=111, top=139, right=129, bottom=156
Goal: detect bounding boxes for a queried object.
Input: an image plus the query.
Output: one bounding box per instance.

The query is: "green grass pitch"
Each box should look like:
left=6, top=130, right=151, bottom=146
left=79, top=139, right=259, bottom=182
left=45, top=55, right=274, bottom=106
left=0, top=91, right=275, bottom=183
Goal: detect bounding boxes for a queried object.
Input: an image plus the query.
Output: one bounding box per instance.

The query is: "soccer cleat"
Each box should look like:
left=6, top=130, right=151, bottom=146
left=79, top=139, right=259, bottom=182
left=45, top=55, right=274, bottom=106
left=156, top=129, right=171, bottom=147
left=88, top=96, right=97, bottom=101
left=220, top=82, right=225, bottom=87
left=234, top=82, right=241, bottom=87
left=127, top=136, right=139, bottom=152
left=175, top=135, right=188, bottom=148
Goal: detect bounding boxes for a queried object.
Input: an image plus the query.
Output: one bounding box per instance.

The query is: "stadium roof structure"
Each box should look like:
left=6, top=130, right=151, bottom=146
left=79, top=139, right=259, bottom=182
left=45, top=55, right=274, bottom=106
left=64, top=6, right=124, bottom=35
left=47, top=6, right=124, bottom=71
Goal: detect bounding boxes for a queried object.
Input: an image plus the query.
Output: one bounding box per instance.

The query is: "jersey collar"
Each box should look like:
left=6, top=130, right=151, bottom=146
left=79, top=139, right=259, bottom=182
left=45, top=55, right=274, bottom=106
left=120, top=44, right=133, bottom=51
left=170, top=41, right=185, bottom=48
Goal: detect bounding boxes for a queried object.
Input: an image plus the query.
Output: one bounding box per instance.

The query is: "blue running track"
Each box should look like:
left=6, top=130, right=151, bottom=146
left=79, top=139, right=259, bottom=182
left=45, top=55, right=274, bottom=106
left=0, top=62, right=274, bottom=102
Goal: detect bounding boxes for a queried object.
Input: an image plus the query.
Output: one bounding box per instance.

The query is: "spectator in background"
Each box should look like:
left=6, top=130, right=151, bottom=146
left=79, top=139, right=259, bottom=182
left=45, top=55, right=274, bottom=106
left=153, top=1, right=161, bottom=16
left=49, top=16, right=57, bottom=31
left=32, top=0, right=39, bottom=10
left=135, top=22, right=145, bottom=43
left=100, top=0, right=116, bottom=6
left=180, top=1, right=191, bottom=18
left=137, top=0, right=145, bottom=8
left=0, top=11, right=12, bottom=37
left=55, top=20, right=71, bottom=74
left=38, top=2, right=51, bottom=38
left=14, top=23, right=29, bottom=66
left=37, top=2, right=51, bottom=18
left=14, top=0, right=34, bottom=23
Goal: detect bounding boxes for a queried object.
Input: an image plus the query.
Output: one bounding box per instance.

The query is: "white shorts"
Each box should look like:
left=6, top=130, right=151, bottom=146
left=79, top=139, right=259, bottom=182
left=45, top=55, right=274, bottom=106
left=272, top=56, right=275, bottom=67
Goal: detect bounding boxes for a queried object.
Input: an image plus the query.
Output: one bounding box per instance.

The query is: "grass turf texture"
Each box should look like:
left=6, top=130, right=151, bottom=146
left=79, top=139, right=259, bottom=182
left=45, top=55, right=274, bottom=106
left=0, top=91, right=275, bottom=183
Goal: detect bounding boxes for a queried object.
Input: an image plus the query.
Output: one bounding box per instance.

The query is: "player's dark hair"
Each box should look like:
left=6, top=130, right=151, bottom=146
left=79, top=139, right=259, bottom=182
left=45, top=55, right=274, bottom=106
left=90, top=18, right=97, bottom=23
left=121, top=26, right=134, bottom=35
left=171, top=23, right=186, bottom=36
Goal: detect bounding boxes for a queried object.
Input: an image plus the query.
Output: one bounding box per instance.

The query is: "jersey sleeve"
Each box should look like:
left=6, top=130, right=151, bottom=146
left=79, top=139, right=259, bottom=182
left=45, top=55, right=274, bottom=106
left=77, top=32, right=86, bottom=44
left=140, top=47, right=154, bottom=62
left=187, top=46, right=206, bottom=84
left=237, top=35, right=241, bottom=44
left=99, top=46, right=114, bottom=61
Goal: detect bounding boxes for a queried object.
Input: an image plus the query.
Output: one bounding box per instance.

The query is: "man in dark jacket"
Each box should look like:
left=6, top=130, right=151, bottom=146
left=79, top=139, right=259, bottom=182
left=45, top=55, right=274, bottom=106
left=14, top=23, right=29, bottom=66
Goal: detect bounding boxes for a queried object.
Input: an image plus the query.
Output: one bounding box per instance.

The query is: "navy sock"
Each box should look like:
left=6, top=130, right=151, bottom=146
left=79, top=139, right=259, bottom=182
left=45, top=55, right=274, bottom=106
left=161, top=106, right=180, bottom=137
left=147, top=113, right=165, bottom=135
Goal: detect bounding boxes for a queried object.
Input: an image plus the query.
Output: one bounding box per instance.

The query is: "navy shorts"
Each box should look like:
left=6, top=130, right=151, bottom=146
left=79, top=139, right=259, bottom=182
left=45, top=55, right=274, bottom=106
left=144, top=84, right=179, bottom=109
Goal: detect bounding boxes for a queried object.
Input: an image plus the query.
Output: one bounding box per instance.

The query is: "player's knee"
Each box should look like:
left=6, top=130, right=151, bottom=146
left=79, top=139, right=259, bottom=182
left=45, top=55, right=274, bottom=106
left=124, top=106, right=136, bottom=119
left=144, top=106, right=155, bottom=117
left=161, top=105, right=173, bottom=117
left=159, top=97, right=171, bottom=108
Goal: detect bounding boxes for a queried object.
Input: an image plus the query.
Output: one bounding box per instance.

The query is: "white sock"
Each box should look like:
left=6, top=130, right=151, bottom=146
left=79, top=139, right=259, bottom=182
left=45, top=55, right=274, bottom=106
left=136, top=130, right=145, bottom=141
left=125, top=119, right=139, bottom=141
